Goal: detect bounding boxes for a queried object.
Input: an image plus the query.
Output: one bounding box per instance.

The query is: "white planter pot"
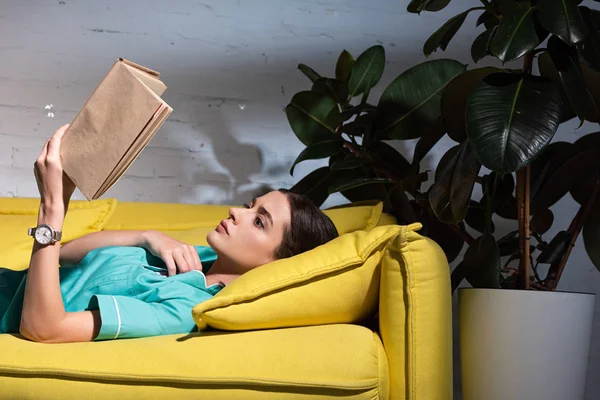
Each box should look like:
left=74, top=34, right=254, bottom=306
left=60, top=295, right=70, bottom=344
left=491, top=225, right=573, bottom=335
left=459, top=288, right=596, bottom=400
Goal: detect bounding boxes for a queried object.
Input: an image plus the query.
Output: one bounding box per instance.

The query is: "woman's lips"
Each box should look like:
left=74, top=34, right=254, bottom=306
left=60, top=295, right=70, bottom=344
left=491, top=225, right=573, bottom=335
left=217, top=220, right=229, bottom=234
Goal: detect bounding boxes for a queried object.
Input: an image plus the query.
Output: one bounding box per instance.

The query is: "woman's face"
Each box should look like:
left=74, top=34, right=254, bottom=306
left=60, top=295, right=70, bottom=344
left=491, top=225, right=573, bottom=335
left=206, top=190, right=291, bottom=273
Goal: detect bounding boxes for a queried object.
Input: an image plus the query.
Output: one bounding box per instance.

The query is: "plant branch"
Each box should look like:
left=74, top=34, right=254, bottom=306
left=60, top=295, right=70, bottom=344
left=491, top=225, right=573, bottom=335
left=516, top=166, right=531, bottom=290
left=531, top=281, right=550, bottom=291
left=544, top=179, right=600, bottom=290
left=523, top=52, right=534, bottom=75
left=452, top=224, right=475, bottom=245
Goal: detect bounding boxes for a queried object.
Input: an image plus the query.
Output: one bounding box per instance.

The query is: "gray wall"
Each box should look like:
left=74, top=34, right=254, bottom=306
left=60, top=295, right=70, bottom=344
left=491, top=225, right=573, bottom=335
left=0, top=1, right=597, bottom=398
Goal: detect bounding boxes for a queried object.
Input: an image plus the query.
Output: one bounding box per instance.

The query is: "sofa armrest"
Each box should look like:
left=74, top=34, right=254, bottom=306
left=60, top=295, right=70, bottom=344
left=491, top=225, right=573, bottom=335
left=379, top=224, right=453, bottom=400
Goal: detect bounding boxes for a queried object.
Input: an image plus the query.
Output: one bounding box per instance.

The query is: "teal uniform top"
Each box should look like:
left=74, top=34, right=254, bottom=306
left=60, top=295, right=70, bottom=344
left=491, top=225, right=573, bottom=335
left=0, top=245, right=223, bottom=340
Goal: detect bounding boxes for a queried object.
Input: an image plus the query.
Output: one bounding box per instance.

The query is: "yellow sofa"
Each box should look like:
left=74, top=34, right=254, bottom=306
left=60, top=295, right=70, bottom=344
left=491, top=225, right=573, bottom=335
left=0, top=198, right=452, bottom=400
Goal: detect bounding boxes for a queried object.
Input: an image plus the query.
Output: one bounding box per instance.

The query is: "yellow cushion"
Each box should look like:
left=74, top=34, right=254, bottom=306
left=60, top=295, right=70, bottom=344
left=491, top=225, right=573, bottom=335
left=192, top=224, right=408, bottom=331
left=378, top=223, right=452, bottom=400
left=0, top=324, right=388, bottom=399
left=0, top=197, right=118, bottom=271
left=102, top=200, right=383, bottom=236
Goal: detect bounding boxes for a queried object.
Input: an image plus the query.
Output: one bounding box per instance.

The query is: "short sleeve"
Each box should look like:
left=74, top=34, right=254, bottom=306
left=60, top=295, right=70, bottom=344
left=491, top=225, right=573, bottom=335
left=88, top=291, right=212, bottom=341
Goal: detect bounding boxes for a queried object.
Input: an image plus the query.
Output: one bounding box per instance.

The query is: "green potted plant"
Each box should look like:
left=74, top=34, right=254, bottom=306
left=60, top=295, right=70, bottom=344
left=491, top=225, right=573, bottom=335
left=284, top=1, right=599, bottom=399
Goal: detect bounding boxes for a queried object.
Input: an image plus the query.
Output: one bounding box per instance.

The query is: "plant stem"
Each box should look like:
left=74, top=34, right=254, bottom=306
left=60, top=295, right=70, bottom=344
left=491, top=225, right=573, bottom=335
left=523, top=52, right=534, bottom=74
left=516, top=166, right=531, bottom=290
left=544, top=179, right=600, bottom=290
left=452, top=224, right=475, bottom=245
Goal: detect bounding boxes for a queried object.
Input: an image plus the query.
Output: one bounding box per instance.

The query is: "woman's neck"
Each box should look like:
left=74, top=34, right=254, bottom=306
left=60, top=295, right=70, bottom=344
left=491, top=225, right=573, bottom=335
left=204, top=258, right=239, bottom=287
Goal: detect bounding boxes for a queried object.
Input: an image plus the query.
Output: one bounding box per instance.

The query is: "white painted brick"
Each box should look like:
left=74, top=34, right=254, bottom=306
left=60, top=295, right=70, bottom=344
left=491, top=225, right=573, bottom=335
left=0, top=142, right=13, bottom=167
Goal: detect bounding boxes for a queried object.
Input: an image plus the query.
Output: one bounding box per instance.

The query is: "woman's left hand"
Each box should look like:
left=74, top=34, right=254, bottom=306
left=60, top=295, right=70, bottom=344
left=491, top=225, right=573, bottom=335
left=34, top=124, right=77, bottom=216
left=141, top=230, right=203, bottom=276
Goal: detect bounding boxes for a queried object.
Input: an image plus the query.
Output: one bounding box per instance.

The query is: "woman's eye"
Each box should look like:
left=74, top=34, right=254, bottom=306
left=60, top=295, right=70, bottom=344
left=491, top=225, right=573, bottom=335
left=243, top=203, right=250, bottom=209
left=255, top=217, right=264, bottom=228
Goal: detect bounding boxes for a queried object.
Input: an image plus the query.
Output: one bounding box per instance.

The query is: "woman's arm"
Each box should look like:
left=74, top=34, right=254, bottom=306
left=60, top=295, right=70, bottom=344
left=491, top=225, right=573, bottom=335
left=59, top=229, right=148, bottom=266
left=20, top=125, right=100, bottom=343
left=20, top=204, right=102, bottom=343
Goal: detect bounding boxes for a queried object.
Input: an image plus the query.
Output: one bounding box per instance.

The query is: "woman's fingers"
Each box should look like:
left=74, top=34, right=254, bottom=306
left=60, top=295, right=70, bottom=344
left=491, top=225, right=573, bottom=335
left=46, top=124, right=69, bottom=161
left=189, top=245, right=203, bottom=271
left=183, top=245, right=201, bottom=271
left=164, top=254, right=178, bottom=277
left=172, top=250, right=190, bottom=274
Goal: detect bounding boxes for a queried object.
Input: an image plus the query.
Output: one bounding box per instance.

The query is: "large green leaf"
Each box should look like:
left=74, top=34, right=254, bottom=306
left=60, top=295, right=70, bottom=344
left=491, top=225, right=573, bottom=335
left=423, top=8, right=483, bottom=57
left=328, top=176, right=391, bottom=194
left=312, top=78, right=349, bottom=105
left=290, top=167, right=333, bottom=206
left=407, top=0, right=451, bottom=13
left=480, top=171, right=515, bottom=213
left=412, top=117, right=446, bottom=168
left=335, top=50, right=355, bottom=83
left=532, top=132, right=600, bottom=213
left=298, top=64, right=321, bottom=83
left=580, top=59, right=600, bottom=119
left=530, top=141, right=572, bottom=200
left=367, top=141, right=412, bottom=179
left=465, top=202, right=495, bottom=234
left=537, top=0, right=588, bottom=45
left=471, top=26, right=498, bottom=63
left=570, top=169, right=599, bottom=205
left=286, top=91, right=341, bottom=146
left=538, top=38, right=599, bottom=123
left=429, top=140, right=481, bottom=224
left=583, top=205, right=600, bottom=273
left=378, top=59, right=466, bottom=140
left=578, top=7, right=600, bottom=71
left=466, top=73, right=563, bottom=173
left=435, top=145, right=461, bottom=182
left=341, top=113, right=374, bottom=137
left=416, top=199, right=465, bottom=263
left=463, top=234, right=501, bottom=288
left=537, top=230, right=571, bottom=264
left=388, top=183, right=418, bottom=224
left=490, top=3, right=545, bottom=63
left=442, top=66, right=499, bottom=142
left=348, top=45, right=385, bottom=98
left=531, top=208, right=554, bottom=235
left=289, top=140, right=343, bottom=175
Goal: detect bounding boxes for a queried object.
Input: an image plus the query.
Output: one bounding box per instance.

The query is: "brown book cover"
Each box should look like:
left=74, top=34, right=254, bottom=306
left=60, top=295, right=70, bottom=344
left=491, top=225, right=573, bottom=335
left=59, top=58, right=173, bottom=200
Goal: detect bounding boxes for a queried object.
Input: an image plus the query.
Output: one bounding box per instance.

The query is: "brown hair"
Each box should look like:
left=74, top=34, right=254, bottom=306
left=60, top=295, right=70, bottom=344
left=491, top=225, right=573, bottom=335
left=274, top=189, right=339, bottom=259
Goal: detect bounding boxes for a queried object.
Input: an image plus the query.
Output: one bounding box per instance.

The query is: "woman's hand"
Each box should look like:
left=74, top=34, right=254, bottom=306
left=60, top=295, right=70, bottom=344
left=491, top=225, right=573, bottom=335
left=34, top=124, right=76, bottom=217
left=141, top=231, right=203, bottom=276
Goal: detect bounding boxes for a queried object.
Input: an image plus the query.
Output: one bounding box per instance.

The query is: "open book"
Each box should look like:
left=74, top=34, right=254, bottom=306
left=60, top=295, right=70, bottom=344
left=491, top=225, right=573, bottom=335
left=59, top=58, right=173, bottom=200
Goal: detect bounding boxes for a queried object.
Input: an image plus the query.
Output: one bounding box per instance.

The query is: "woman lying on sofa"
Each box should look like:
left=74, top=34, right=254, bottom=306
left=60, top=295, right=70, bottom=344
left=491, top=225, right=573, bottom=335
left=0, top=125, right=338, bottom=343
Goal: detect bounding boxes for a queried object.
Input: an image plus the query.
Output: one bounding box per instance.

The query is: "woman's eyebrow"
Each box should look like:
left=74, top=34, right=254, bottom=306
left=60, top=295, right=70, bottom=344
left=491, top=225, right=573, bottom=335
left=250, top=198, right=273, bottom=227
left=258, top=205, right=273, bottom=227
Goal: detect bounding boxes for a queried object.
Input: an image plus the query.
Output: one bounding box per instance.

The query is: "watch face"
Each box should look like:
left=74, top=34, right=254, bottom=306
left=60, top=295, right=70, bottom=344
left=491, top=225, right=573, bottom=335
left=35, top=226, right=53, bottom=245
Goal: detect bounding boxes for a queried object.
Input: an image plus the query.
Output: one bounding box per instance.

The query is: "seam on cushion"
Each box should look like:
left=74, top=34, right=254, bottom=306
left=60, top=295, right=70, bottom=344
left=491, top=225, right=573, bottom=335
left=399, top=227, right=416, bottom=400
left=90, top=199, right=118, bottom=230
left=365, top=202, right=383, bottom=230
left=0, top=366, right=379, bottom=390
left=374, top=331, right=387, bottom=400
left=198, top=227, right=401, bottom=312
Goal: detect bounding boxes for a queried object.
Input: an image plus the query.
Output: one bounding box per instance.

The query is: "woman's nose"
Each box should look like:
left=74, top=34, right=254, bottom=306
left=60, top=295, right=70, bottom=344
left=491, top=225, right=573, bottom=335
left=228, top=207, right=238, bottom=222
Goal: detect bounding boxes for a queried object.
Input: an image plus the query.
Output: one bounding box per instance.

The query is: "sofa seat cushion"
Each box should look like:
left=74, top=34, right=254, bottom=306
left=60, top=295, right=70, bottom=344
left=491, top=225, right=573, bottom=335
left=0, top=324, right=389, bottom=400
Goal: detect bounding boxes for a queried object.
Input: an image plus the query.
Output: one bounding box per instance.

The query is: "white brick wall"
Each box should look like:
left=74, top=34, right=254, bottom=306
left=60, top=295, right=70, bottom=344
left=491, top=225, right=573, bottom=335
left=0, top=1, right=598, bottom=398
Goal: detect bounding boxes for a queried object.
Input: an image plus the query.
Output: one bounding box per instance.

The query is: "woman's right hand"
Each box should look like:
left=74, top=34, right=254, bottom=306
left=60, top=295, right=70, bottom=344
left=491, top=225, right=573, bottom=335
left=141, top=231, right=203, bottom=276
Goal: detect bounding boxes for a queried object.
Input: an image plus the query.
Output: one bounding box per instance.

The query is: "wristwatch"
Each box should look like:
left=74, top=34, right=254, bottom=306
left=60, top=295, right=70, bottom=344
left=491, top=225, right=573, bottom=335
left=28, top=224, right=62, bottom=245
